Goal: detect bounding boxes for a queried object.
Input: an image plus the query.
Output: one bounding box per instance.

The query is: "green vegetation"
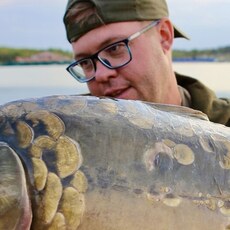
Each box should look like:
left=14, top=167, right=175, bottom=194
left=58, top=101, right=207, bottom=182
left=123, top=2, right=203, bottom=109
left=0, top=47, right=73, bottom=65
left=0, top=46, right=230, bottom=65
left=173, top=46, right=230, bottom=62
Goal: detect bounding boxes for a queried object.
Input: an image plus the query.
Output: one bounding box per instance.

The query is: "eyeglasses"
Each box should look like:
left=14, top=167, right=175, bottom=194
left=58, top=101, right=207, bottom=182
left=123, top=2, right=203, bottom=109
left=66, top=20, right=160, bottom=83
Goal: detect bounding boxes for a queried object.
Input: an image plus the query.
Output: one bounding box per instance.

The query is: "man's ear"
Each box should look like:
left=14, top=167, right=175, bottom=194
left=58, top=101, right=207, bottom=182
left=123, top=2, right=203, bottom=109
left=158, top=18, right=174, bottom=52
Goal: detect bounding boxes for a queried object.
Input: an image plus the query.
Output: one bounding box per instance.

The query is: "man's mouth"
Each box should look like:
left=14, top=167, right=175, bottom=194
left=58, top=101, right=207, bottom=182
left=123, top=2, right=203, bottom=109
left=104, top=87, right=130, bottom=98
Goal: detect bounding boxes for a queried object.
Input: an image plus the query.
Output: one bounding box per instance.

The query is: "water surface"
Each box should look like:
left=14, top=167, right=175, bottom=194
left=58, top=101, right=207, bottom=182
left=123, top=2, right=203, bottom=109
left=0, top=63, right=229, bottom=105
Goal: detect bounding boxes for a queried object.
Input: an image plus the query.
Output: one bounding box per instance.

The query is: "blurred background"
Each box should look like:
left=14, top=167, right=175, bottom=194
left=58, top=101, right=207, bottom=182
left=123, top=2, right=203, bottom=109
left=0, top=0, right=230, bottom=104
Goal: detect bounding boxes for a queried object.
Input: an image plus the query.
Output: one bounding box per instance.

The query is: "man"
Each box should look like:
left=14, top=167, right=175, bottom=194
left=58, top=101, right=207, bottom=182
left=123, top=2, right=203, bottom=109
left=63, top=0, right=230, bottom=126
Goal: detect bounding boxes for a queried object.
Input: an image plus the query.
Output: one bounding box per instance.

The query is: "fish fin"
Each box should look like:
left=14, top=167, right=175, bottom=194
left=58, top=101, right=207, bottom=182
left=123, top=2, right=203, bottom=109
left=143, top=102, right=209, bottom=121
left=0, top=142, right=32, bottom=230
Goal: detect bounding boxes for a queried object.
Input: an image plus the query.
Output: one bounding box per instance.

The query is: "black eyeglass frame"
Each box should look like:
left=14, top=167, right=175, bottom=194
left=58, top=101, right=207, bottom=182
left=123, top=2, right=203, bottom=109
left=66, top=20, right=160, bottom=83
left=67, top=39, right=132, bottom=83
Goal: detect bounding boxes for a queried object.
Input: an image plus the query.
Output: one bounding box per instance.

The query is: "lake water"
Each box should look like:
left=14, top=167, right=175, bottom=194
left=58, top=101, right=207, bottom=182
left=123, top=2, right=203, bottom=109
left=0, top=63, right=229, bottom=105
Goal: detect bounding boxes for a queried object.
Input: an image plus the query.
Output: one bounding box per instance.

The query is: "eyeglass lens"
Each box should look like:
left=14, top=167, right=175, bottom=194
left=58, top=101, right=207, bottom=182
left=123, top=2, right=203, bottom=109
left=69, top=41, right=131, bottom=82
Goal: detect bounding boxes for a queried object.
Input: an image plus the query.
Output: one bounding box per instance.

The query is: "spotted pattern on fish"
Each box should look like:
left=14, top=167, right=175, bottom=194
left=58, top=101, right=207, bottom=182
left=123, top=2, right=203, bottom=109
left=1, top=95, right=230, bottom=230
left=0, top=109, right=87, bottom=230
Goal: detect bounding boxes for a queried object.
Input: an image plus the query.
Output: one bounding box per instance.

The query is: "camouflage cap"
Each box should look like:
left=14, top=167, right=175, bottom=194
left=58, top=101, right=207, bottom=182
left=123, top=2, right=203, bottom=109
left=63, top=0, right=188, bottom=42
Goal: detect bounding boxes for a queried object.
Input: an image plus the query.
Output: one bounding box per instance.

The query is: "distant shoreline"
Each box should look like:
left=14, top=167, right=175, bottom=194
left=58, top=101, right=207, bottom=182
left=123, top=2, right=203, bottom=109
left=1, top=46, right=230, bottom=65
left=0, top=61, right=71, bottom=66
left=0, top=59, right=226, bottom=66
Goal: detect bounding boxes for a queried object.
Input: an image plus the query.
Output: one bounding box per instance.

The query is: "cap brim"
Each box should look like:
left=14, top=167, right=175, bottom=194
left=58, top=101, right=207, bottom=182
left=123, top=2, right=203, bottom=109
left=173, top=25, right=189, bottom=40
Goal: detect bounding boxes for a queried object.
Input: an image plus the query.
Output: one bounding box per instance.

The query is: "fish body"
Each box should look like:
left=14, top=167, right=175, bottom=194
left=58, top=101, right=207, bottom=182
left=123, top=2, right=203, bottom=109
left=0, top=95, right=230, bottom=230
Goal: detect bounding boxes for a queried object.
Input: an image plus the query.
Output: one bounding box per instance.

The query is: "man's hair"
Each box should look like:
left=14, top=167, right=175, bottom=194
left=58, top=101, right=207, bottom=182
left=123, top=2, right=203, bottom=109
left=65, top=2, right=104, bottom=29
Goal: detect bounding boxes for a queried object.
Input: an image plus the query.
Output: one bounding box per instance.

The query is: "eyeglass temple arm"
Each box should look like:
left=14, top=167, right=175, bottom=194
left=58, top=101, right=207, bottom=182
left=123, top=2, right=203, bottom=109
left=128, top=20, right=160, bottom=41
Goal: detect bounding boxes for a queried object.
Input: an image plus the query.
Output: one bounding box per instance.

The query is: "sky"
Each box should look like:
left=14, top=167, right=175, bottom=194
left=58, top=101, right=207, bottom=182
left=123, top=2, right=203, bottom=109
left=0, top=0, right=230, bottom=51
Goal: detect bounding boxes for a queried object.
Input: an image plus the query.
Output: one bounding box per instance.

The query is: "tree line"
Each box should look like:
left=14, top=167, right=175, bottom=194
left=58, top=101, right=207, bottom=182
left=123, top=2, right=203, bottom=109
left=0, top=46, right=230, bottom=65
left=0, top=47, right=72, bottom=65
left=173, top=46, right=230, bottom=62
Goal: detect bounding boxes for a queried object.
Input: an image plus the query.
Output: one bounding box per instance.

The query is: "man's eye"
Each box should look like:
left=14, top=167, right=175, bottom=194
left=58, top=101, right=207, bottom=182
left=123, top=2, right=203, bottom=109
left=108, top=44, right=120, bottom=52
left=79, top=59, right=92, bottom=69
left=106, top=43, right=126, bottom=55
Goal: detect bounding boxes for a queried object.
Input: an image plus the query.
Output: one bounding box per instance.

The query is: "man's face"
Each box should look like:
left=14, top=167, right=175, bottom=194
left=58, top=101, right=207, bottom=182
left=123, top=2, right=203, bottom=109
left=71, top=20, right=178, bottom=104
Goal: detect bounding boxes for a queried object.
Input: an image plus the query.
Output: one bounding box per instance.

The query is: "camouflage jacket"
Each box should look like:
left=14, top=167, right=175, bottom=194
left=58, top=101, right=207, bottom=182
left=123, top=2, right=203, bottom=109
left=176, top=73, right=230, bottom=127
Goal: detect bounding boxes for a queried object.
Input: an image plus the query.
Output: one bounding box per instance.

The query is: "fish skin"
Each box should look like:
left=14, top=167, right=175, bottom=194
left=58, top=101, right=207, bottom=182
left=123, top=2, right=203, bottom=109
left=0, top=143, right=32, bottom=230
left=0, top=95, right=230, bottom=230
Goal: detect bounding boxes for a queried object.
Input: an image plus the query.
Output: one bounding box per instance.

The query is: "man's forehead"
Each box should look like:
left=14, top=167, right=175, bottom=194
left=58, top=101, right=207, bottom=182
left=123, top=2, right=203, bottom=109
left=72, top=21, right=143, bottom=56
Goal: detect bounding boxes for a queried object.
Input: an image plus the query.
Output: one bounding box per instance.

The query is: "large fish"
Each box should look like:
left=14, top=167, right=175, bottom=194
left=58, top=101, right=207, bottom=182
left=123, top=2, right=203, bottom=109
left=0, top=95, right=230, bottom=230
